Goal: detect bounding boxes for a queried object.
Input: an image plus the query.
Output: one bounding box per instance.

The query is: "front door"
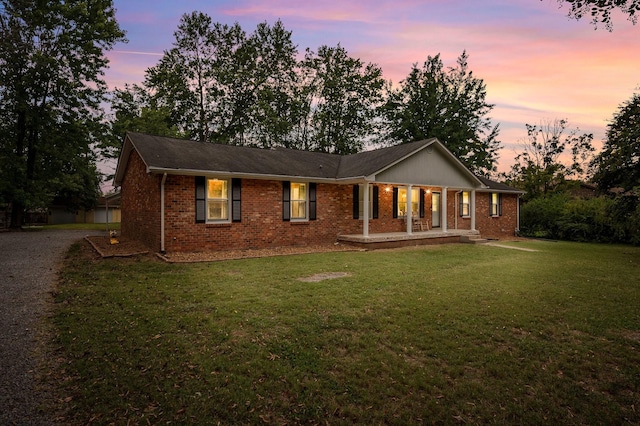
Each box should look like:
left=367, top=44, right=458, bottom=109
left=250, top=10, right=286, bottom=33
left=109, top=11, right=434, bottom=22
left=431, top=192, right=441, bottom=228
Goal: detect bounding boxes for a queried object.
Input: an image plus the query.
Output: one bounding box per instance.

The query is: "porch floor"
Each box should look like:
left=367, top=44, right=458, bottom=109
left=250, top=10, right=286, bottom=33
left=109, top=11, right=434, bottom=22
left=337, top=229, right=481, bottom=250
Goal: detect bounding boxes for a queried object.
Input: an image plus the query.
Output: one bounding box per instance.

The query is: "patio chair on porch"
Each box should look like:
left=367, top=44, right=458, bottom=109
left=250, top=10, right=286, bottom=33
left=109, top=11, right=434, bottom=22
left=412, top=216, right=429, bottom=231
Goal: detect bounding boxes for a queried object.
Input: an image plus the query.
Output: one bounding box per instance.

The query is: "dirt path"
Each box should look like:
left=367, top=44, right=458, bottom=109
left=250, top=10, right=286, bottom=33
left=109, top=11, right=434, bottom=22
left=0, top=229, right=102, bottom=425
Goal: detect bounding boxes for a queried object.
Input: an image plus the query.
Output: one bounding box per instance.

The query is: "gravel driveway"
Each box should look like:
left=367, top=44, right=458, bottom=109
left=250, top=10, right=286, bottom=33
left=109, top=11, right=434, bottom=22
left=0, top=229, right=102, bottom=425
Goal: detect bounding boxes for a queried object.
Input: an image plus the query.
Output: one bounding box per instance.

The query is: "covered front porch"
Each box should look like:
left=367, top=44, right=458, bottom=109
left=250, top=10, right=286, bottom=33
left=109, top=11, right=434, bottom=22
left=338, top=228, right=483, bottom=250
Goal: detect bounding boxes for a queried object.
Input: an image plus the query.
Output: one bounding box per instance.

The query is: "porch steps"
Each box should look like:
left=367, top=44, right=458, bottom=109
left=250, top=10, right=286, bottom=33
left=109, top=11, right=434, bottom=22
left=337, top=229, right=483, bottom=250
left=459, top=235, right=489, bottom=244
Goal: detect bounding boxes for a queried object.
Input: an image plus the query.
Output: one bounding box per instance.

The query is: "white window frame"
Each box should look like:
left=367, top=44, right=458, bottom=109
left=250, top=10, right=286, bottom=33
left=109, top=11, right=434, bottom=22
left=206, top=178, right=231, bottom=223
left=398, top=187, right=419, bottom=217
left=290, top=182, right=308, bottom=221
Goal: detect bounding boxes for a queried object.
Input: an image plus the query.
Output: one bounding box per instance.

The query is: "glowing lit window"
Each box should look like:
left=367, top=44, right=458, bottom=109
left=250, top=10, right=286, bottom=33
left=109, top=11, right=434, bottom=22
left=207, top=179, right=229, bottom=221
left=290, top=182, right=307, bottom=219
left=398, top=187, right=419, bottom=217
left=460, top=191, right=470, bottom=217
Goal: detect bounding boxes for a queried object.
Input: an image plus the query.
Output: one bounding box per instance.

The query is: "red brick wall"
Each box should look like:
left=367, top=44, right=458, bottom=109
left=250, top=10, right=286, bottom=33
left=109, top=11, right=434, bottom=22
left=475, top=192, right=520, bottom=239
left=445, top=190, right=471, bottom=231
left=440, top=190, right=519, bottom=237
left=120, top=151, right=162, bottom=251
left=121, top=168, right=520, bottom=252
left=163, top=178, right=368, bottom=252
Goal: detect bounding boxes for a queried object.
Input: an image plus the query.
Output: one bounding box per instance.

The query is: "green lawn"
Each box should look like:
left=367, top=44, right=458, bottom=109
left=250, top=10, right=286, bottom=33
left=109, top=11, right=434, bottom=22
left=53, top=240, right=640, bottom=424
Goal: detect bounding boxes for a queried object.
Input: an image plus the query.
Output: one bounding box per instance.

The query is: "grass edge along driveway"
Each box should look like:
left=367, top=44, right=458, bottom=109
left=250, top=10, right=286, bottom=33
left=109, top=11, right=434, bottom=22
left=52, top=240, right=640, bottom=425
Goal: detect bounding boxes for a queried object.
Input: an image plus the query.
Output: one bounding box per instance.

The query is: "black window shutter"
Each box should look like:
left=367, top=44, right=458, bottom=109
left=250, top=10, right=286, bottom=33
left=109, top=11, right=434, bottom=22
left=309, top=183, right=317, bottom=220
left=459, top=193, right=464, bottom=217
left=498, top=193, right=503, bottom=216
left=419, top=188, right=425, bottom=218
left=282, top=181, right=290, bottom=221
left=352, top=185, right=360, bottom=219
left=392, top=187, right=398, bottom=219
left=232, top=178, right=241, bottom=222
left=372, top=186, right=379, bottom=219
left=489, top=193, right=493, bottom=216
left=195, top=176, right=206, bottom=223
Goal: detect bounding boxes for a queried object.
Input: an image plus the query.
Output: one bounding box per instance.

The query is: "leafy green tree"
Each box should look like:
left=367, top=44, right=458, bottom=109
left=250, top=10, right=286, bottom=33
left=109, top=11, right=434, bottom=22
left=608, top=194, right=640, bottom=245
left=503, top=119, right=594, bottom=200
left=552, top=0, right=639, bottom=29
left=519, top=193, right=616, bottom=242
left=591, top=93, right=640, bottom=193
left=592, top=93, right=640, bottom=245
left=298, top=44, right=385, bottom=154
left=0, top=0, right=125, bottom=227
left=102, top=84, right=183, bottom=161
left=382, top=51, right=500, bottom=175
left=145, top=12, right=298, bottom=146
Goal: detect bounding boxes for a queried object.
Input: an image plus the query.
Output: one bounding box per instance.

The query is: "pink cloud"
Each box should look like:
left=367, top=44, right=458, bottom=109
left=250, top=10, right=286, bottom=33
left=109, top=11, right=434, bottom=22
left=106, top=0, right=639, bottom=173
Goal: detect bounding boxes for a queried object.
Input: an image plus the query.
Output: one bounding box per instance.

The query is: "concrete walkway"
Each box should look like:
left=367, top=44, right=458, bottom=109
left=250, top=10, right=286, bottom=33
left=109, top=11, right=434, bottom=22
left=485, top=242, right=540, bottom=252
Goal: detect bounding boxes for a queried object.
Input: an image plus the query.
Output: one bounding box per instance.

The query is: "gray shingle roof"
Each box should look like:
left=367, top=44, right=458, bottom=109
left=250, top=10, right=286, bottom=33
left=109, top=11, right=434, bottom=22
left=476, top=176, right=523, bottom=193
left=115, top=132, right=522, bottom=193
left=123, top=132, right=341, bottom=179
left=118, top=133, right=438, bottom=182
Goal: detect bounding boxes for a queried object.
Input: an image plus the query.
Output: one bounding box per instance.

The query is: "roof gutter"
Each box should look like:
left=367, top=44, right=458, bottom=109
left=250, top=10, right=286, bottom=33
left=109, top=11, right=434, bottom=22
left=145, top=166, right=370, bottom=184
left=146, top=166, right=492, bottom=190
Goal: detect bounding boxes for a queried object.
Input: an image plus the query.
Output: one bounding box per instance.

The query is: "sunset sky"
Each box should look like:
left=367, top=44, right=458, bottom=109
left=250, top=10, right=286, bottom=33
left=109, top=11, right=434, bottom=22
left=105, top=0, right=640, bottom=173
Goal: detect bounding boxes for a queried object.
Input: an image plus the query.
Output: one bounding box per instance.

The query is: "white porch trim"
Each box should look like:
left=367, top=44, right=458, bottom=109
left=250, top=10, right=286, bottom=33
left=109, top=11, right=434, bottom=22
left=363, top=182, right=370, bottom=237
left=406, top=184, right=413, bottom=234
left=442, top=187, right=448, bottom=232
left=471, top=189, right=476, bottom=231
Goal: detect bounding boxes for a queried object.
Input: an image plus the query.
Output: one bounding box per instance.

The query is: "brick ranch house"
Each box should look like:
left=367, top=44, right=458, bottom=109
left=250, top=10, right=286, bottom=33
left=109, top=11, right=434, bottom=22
left=114, top=132, right=524, bottom=253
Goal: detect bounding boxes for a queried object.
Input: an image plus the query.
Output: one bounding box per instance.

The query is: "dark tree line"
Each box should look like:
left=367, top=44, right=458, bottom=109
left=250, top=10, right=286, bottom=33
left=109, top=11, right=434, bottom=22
left=106, top=12, right=500, bottom=175
left=0, top=0, right=125, bottom=227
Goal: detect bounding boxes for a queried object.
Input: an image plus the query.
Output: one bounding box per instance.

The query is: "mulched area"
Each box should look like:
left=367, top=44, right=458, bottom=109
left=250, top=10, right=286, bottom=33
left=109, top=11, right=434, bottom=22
left=85, top=235, right=362, bottom=262
left=85, top=235, right=150, bottom=258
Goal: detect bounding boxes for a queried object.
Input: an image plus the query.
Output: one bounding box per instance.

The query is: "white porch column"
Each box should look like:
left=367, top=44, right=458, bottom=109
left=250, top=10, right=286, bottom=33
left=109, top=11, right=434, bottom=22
left=363, top=182, right=370, bottom=237
left=471, top=190, right=476, bottom=231
left=442, top=187, right=448, bottom=232
left=406, top=185, right=413, bottom=234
